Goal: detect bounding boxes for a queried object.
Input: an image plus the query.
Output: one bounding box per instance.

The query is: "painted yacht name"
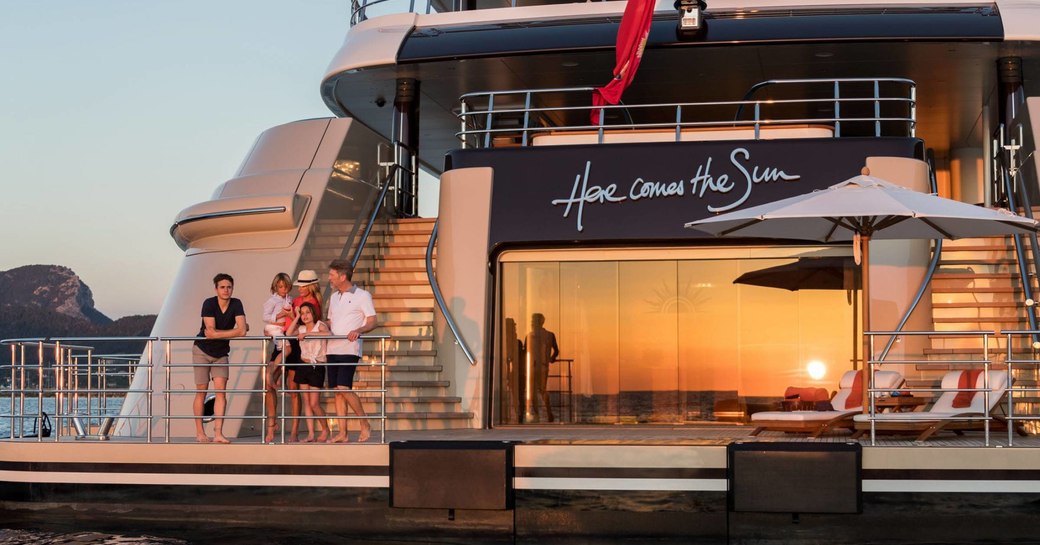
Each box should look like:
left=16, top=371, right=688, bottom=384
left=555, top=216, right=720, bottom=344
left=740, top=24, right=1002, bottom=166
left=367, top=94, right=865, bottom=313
left=551, top=148, right=801, bottom=232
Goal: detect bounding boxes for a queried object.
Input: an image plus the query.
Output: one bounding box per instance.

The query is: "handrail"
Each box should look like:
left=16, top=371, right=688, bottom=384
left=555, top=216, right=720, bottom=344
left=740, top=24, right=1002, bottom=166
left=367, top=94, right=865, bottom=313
left=1, top=334, right=390, bottom=444
left=426, top=220, right=477, bottom=365
left=348, top=164, right=400, bottom=270
left=736, top=77, right=917, bottom=137
left=169, top=206, right=288, bottom=236
left=866, top=330, right=996, bottom=446
left=878, top=149, right=942, bottom=361
left=1003, top=329, right=1040, bottom=446
left=458, top=79, right=916, bottom=148
left=996, top=142, right=1040, bottom=339
left=994, top=123, right=1040, bottom=345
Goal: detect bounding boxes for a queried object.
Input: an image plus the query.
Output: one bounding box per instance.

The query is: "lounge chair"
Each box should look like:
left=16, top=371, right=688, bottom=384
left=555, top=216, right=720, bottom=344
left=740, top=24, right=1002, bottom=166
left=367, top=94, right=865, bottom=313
left=749, top=370, right=904, bottom=438
left=850, top=369, right=1023, bottom=442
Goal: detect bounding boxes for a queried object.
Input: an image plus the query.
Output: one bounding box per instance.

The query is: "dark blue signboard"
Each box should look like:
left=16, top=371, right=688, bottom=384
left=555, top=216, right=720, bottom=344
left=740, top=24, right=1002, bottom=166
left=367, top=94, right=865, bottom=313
left=446, top=137, right=921, bottom=252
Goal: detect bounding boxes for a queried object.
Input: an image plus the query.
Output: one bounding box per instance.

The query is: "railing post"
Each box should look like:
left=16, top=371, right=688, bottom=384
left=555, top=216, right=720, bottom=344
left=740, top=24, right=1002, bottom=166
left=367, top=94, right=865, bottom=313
left=1006, top=331, right=1014, bottom=446
left=7, top=343, right=14, bottom=439
left=873, top=79, right=881, bottom=137
left=164, top=339, right=172, bottom=443
left=675, top=104, right=682, bottom=142
left=983, top=332, right=990, bottom=447
left=484, top=93, right=495, bottom=149
left=381, top=337, right=387, bottom=444
left=833, top=80, right=841, bottom=137
left=908, top=82, right=917, bottom=137
left=753, top=102, right=760, bottom=139
left=869, top=333, right=876, bottom=446
left=459, top=98, right=468, bottom=149
left=522, top=91, right=532, bottom=147
left=261, top=337, right=269, bottom=444
left=146, top=340, right=153, bottom=442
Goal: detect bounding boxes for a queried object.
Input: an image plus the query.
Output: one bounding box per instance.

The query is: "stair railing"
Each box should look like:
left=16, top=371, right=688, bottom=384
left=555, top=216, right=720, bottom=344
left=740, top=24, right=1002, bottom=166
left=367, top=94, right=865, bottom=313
left=426, top=221, right=477, bottom=365
left=994, top=123, right=1040, bottom=343
left=347, top=164, right=400, bottom=271
left=878, top=150, right=944, bottom=361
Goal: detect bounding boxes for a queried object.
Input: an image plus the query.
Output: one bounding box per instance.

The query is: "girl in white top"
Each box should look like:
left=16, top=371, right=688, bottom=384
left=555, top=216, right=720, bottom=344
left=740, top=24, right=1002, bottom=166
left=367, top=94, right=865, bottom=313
left=261, top=273, right=292, bottom=443
left=287, top=302, right=330, bottom=443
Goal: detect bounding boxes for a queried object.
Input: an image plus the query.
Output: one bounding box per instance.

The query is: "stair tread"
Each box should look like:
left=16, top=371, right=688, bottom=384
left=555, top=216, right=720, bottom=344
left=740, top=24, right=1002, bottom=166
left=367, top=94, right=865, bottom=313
left=939, top=259, right=1017, bottom=265
left=933, top=314, right=1030, bottom=320
left=340, top=217, right=475, bottom=428
left=939, top=245, right=1018, bottom=251
left=934, top=273, right=1024, bottom=279
left=359, top=364, right=440, bottom=371
left=356, top=267, right=428, bottom=273
left=932, top=302, right=1024, bottom=308
left=316, top=218, right=435, bottom=225
left=354, top=280, right=432, bottom=286
left=358, top=254, right=432, bottom=260
left=932, top=286, right=1024, bottom=293
left=387, top=412, right=474, bottom=419
left=354, top=380, right=450, bottom=386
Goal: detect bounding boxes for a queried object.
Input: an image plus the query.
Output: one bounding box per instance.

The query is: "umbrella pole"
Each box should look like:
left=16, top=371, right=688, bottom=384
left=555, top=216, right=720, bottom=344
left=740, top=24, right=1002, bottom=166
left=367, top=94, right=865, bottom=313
left=861, top=234, right=872, bottom=413
left=852, top=288, right=858, bottom=371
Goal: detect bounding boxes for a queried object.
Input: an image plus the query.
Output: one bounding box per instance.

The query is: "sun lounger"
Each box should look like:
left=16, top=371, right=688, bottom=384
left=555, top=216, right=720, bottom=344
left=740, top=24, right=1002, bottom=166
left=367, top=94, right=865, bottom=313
left=850, top=369, right=1023, bottom=442
left=749, top=370, right=904, bottom=438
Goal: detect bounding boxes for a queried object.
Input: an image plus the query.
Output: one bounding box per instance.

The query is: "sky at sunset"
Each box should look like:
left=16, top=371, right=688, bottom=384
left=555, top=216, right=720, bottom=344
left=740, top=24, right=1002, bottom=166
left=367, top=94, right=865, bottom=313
left=0, top=1, right=351, bottom=318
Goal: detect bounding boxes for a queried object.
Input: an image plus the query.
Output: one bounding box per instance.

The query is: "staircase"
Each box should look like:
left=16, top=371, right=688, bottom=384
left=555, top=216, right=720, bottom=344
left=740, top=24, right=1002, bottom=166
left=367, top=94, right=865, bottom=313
left=298, top=217, right=474, bottom=430
left=927, top=235, right=1040, bottom=425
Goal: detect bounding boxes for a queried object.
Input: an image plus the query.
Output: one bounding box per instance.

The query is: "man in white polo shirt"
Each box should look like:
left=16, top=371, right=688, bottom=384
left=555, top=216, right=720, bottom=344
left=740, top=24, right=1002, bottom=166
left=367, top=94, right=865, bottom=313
left=326, top=259, right=377, bottom=442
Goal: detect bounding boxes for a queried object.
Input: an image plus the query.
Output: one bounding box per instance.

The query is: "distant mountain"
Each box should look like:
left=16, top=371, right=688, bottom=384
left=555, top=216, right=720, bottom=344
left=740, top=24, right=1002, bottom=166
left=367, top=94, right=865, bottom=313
left=0, top=265, right=157, bottom=387
left=0, top=265, right=112, bottom=324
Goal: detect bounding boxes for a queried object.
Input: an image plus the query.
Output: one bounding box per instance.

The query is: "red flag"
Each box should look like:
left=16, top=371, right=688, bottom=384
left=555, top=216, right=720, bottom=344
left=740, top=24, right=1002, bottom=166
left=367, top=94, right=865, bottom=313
left=591, top=0, right=656, bottom=125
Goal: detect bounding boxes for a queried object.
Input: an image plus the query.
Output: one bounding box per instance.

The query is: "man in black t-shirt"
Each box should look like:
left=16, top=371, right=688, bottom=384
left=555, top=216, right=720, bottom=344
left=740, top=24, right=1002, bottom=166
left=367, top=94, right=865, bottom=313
left=192, top=273, right=246, bottom=443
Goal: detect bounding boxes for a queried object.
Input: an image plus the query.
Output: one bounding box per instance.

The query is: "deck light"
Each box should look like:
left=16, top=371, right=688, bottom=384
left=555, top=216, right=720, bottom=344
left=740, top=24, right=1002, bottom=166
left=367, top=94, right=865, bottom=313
left=675, top=0, right=707, bottom=38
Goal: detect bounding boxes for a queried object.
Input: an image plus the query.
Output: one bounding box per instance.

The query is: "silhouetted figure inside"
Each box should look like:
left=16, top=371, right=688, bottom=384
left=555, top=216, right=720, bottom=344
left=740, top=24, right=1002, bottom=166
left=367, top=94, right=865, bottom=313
left=524, top=313, right=559, bottom=423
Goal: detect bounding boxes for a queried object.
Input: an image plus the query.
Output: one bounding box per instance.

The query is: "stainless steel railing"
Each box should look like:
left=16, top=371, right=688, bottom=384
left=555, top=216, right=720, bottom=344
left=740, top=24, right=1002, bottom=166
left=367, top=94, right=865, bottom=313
left=1002, top=330, right=1040, bottom=446
left=457, top=78, right=916, bottom=149
left=862, top=330, right=1040, bottom=447
left=1, top=334, right=390, bottom=444
left=348, top=0, right=613, bottom=26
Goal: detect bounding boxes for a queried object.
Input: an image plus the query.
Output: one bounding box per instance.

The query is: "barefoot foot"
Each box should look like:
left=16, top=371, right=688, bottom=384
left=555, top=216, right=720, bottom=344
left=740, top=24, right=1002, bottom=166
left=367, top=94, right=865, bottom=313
left=196, top=434, right=211, bottom=443
left=358, top=423, right=372, bottom=443
left=331, top=434, right=349, bottom=443
left=213, top=434, right=231, bottom=444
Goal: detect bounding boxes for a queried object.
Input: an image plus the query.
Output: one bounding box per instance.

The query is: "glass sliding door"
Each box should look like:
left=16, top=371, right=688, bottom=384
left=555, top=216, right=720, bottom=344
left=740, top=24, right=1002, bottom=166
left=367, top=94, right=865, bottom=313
left=494, top=247, right=856, bottom=426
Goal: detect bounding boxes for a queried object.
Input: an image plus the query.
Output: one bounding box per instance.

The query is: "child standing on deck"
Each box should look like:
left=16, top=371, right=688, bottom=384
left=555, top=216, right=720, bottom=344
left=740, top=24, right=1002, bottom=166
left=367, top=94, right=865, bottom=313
left=262, top=272, right=293, bottom=443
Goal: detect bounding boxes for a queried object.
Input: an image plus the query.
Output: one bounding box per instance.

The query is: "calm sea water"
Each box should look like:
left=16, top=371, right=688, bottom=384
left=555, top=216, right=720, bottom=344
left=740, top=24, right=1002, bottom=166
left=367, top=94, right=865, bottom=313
left=0, top=397, right=122, bottom=438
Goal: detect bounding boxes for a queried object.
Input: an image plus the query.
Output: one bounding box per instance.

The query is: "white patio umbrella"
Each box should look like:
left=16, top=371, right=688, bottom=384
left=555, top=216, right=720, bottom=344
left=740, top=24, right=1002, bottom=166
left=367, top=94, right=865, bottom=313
left=685, top=168, right=1040, bottom=410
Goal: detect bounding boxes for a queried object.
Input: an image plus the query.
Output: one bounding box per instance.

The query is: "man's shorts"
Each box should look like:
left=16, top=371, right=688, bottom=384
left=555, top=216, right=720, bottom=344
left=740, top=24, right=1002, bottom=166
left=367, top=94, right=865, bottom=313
left=326, top=354, right=361, bottom=389
left=192, top=345, right=230, bottom=384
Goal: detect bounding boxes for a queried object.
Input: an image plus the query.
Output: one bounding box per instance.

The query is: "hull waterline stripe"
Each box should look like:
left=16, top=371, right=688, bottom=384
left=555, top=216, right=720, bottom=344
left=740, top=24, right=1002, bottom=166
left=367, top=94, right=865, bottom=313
left=515, top=467, right=724, bottom=479
left=864, top=479, right=1040, bottom=494
left=0, top=470, right=388, bottom=488
left=514, top=477, right=728, bottom=491
left=7, top=472, right=1040, bottom=494
left=0, top=461, right=387, bottom=476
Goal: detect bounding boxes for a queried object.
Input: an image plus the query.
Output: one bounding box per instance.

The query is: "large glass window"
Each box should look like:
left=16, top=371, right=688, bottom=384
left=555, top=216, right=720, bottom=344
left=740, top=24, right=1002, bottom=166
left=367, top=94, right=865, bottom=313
left=495, top=247, right=857, bottom=425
